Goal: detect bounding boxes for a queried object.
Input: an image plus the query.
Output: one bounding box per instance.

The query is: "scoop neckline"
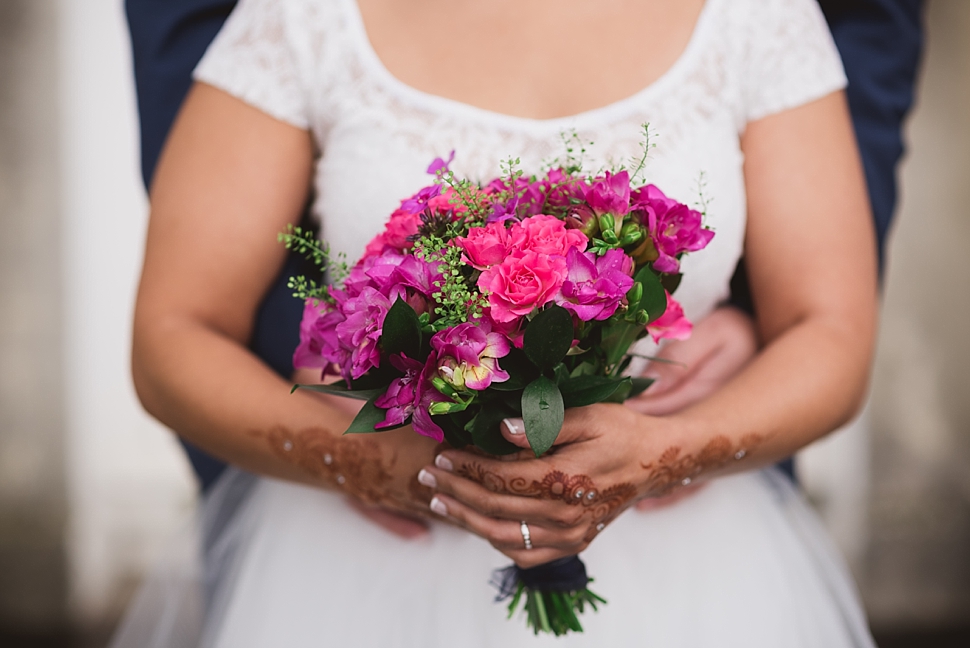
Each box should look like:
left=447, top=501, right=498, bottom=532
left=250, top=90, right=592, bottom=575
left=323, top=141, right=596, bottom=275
left=341, top=0, right=719, bottom=131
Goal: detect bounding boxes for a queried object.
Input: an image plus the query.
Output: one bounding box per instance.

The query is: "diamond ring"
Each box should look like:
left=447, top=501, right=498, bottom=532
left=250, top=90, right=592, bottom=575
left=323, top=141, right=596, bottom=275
left=520, top=521, right=533, bottom=550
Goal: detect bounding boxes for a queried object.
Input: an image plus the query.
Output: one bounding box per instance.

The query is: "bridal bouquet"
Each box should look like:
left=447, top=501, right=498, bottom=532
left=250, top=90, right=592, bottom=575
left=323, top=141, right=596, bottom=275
left=282, top=130, right=714, bottom=635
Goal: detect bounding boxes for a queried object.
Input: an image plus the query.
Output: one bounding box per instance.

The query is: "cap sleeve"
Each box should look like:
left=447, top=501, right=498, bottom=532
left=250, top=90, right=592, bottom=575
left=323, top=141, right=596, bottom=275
left=742, top=0, right=847, bottom=123
left=193, top=0, right=310, bottom=129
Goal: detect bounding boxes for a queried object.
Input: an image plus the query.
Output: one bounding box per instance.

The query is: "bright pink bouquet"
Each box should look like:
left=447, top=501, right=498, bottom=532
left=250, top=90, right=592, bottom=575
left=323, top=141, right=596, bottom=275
left=282, top=131, right=714, bottom=635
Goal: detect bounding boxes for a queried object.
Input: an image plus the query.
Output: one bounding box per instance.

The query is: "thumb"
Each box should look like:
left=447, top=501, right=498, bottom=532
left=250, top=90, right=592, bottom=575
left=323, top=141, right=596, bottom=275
left=499, top=412, right=590, bottom=450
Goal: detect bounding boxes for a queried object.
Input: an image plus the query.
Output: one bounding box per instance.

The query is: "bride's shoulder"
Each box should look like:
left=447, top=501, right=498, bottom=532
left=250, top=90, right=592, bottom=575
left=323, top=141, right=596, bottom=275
left=713, top=0, right=845, bottom=123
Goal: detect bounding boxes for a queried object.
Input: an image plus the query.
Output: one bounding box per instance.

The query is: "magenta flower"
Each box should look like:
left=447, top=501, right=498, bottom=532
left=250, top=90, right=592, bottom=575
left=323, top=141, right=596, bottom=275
left=335, top=287, right=392, bottom=380
left=400, top=184, right=442, bottom=214
left=584, top=171, right=631, bottom=217
left=426, top=150, right=455, bottom=175
left=457, top=222, right=512, bottom=270
left=646, top=292, right=693, bottom=342
left=632, top=184, right=714, bottom=273
left=477, top=250, right=568, bottom=323
left=508, top=214, right=588, bottom=258
left=363, top=208, right=422, bottom=259
left=484, top=177, right=545, bottom=222
left=382, top=255, right=444, bottom=316
left=430, top=323, right=510, bottom=391
left=411, top=359, right=449, bottom=442
left=555, top=248, right=635, bottom=321
left=292, top=298, right=349, bottom=377
left=542, top=168, right=587, bottom=213
left=374, top=354, right=425, bottom=428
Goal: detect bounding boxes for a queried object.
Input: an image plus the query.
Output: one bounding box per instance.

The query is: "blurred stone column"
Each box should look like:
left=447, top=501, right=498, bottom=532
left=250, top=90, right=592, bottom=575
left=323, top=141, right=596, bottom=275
left=0, top=0, right=68, bottom=633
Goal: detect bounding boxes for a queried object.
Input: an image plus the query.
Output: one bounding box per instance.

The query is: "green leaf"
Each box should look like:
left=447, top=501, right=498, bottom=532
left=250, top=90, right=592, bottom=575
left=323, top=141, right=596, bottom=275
left=467, top=402, right=521, bottom=455
left=633, top=266, right=667, bottom=324
left=380, top=297, right=422, bottom=358
left=628, top=377, right=655, bottom=399
left=559, top=375, right=627, bottom=408
left=344, top=395, right=399, bottom=434
left=436, top=413, right=473, bottom=449
left=522, top=376, right=564, bottom=457
left=603, top=380, right=632, bottom=403
left=660, top=272, right=682, bottom=294
left=600, top=320, right=644, bottom=367
left=523, top=305, right=574, bottom=371
left=291, top=382, right=385, bottom=401
left=489, top=347, right=537, bottom=392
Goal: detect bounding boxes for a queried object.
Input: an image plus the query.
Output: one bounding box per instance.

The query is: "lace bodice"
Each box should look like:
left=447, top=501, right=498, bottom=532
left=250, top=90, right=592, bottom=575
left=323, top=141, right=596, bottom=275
left=194, top=0, right=845, bottom=334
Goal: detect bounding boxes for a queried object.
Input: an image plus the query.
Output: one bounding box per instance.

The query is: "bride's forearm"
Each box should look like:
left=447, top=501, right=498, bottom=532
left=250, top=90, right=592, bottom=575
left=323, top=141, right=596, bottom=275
left=132, top=315, right=436, bottom=510
left=644, top=310, right=874, bottom=492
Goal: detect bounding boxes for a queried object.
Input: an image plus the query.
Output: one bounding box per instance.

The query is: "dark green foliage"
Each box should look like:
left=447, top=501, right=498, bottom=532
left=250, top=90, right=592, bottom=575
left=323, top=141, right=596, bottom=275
left=522, top=376, right=565, bottom=457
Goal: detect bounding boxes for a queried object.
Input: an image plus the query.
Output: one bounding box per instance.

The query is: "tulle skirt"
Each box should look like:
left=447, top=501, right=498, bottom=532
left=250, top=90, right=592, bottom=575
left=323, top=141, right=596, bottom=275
left=110, top=467, right=876, bottom=648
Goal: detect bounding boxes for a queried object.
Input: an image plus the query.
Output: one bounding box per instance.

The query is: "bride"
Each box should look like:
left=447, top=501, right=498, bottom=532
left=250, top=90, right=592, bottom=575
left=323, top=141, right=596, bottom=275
left=118, top=0, right=879, bottom=645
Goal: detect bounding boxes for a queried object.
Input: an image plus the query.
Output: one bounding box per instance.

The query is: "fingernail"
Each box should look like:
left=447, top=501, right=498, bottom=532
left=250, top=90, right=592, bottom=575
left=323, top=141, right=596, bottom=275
left=435, top=454, right=454, bottom=472
left=503, top=418, right=524, bottom=435
left=417, top=468, right=437, bottom=488
left=430, top=496, right=448, bottom=516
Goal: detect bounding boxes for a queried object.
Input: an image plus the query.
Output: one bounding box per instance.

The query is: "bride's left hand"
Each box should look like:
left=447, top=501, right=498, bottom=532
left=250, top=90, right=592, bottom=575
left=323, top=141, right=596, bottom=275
left=418, top=403, right=675, bottom=568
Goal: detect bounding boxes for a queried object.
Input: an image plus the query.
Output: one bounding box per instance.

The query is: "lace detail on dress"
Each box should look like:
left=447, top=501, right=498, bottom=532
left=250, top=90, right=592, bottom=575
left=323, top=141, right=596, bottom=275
left=740, top=0, right=848, bottom=122
left=193, top=0, right=313, bottom=130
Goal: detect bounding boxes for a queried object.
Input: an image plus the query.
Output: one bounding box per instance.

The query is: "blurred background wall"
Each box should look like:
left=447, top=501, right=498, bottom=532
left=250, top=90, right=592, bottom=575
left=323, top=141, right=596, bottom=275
left=0, top=0, right=967, bottom=646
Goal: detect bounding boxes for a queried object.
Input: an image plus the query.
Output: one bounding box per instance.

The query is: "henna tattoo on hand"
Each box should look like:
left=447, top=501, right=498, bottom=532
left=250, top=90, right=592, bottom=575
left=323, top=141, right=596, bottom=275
left=640, top=433, right=766, bottom=496
left=455, top=462, right=638, bottom=543
left=252, top=427, right=432, bottom=516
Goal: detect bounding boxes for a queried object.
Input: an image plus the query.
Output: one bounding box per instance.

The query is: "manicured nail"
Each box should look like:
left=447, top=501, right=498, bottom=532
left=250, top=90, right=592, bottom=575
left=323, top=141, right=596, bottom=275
left=430, top=496, right=448, bottom=516
left=417, top=468, right=437, bottom=488
left=503, top=418, right=524, bottom=435
left=435, top=454, right=454, bottom=472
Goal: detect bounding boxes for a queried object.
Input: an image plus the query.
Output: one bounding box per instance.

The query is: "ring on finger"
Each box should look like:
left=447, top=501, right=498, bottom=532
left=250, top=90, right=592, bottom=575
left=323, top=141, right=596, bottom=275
left=520, top=521, right=533, bottom=550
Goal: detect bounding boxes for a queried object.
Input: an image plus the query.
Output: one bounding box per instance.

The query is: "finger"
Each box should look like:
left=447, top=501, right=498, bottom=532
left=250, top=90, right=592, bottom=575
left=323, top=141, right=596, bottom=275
left=428, top=493, right=589, bottom=552
left=500, top=406, right=602, bottom=451
left=503, top=547, right=579, bottom=570
left=345, top=498, right=429, bottom=538
left=499, top=417, right=531, bottom=449
left=422, top=465, right=586, bottom=529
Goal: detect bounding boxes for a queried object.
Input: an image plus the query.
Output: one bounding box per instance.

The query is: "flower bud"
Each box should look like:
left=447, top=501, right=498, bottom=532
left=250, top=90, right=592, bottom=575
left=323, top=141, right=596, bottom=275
left=601, top=228, right=619, bottom=245
left=636, top=309, right=650, bottom=326
left=428, top=401, right=460, bottom=416
left=626, top=282, right=643, bottom=306
left=598, top=214, right=615, bottom=235
left=431, top=376, right=458, bottom=396
left=619, top=228, right=644, bottom=247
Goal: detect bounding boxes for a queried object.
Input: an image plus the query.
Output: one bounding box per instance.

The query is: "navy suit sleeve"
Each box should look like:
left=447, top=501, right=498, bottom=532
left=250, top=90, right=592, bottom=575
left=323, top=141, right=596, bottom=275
left=820, top=0, right=924, bottom=270
left=127, top=0, right=312, bottom=490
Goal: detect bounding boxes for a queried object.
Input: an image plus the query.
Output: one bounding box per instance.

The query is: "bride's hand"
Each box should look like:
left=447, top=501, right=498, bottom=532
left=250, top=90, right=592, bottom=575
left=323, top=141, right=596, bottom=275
left=418, top=404, right=675, bottom=568
left=291, top=368, right=438, bottom=538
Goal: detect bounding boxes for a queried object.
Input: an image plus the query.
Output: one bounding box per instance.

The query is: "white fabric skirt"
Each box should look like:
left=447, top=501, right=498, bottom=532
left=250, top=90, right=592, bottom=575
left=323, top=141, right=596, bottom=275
left=110, top=467, right=876, bottom=648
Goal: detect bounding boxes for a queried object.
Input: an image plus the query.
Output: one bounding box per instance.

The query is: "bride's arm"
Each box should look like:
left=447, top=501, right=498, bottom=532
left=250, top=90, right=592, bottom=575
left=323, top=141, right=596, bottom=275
left=420, top=91, right=878, bottom=567
left=133, top=83, right=437, bottom=514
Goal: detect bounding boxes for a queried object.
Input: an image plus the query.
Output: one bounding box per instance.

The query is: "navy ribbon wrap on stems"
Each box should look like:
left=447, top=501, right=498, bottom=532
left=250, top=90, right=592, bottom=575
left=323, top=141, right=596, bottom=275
left=491, top=555, right=604, bottom=635
left=491, top=556, right=590, bottom=601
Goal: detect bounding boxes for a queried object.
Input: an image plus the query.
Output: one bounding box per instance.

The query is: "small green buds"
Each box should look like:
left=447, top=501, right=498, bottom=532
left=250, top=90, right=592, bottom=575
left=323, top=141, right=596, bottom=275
left=597, top=214, right=615, bottom=235
left=626, top=282, right=643, bottom=306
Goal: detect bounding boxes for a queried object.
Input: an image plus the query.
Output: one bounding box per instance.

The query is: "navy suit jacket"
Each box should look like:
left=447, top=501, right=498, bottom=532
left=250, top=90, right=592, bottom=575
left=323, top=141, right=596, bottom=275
left=126, top=0, right=923, bottom=491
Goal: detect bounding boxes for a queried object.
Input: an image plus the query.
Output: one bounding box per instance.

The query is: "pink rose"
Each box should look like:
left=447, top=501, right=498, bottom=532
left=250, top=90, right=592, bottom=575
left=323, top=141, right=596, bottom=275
left=457, top=222, right=511, bottom=270
left=477, top=251, right=567, bottom=323
left=646, top=293, right=692, bottom=343
left=508, top=214, right=588, bottom=258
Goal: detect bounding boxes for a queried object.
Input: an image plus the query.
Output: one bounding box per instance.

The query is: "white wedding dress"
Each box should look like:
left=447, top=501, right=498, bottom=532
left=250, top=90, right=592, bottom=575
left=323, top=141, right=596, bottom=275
left=111, top=0, right=878, bottom=645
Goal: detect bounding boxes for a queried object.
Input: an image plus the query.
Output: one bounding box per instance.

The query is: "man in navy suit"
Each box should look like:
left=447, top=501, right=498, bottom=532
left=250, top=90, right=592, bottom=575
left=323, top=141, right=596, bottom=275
left=125, top=0, right=924, bottom=491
